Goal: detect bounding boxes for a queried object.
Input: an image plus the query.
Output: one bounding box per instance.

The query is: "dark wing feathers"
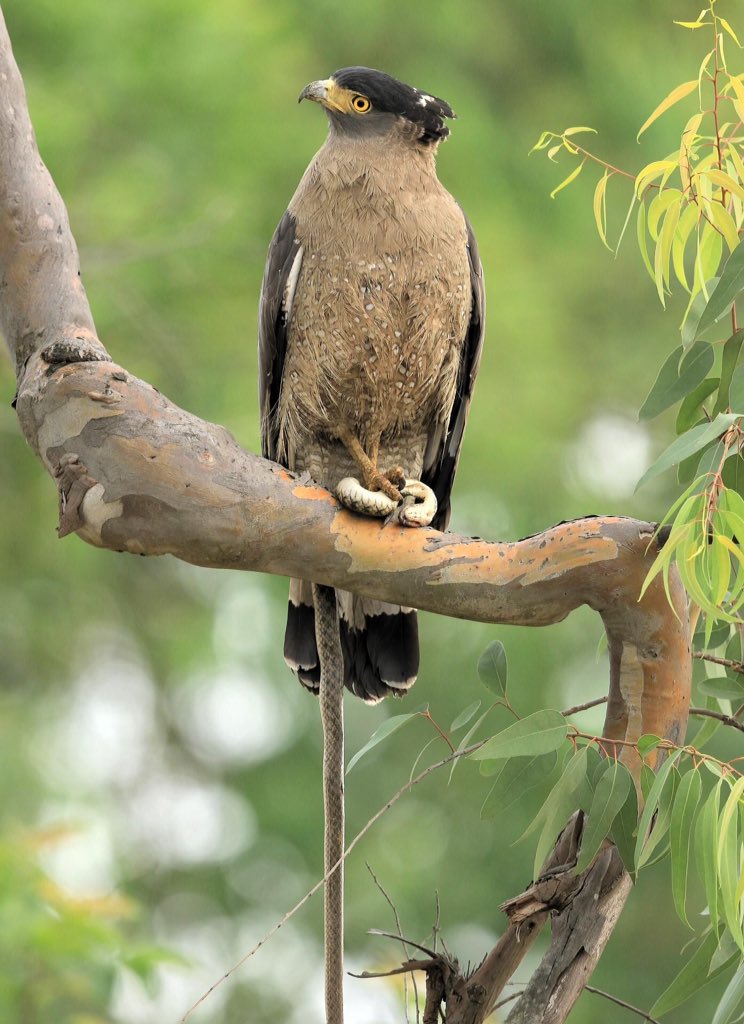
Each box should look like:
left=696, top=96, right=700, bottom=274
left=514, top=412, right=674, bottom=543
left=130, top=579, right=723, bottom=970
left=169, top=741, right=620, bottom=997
left=258, top=209, right=302, bottom=461
left=261, top=205, right=484, bottom=704
left=422, top=213, right=485, bottom=531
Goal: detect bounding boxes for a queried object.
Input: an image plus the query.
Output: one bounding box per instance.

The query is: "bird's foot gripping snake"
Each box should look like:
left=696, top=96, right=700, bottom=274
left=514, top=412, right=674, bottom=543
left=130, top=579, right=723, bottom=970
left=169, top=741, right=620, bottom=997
left=335, top=476, right=438, bottom=527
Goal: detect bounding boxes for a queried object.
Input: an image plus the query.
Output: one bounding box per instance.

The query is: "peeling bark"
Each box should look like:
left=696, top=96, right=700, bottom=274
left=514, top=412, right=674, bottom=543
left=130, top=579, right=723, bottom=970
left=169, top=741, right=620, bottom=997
left=0, top=9, right=691, bottom=1024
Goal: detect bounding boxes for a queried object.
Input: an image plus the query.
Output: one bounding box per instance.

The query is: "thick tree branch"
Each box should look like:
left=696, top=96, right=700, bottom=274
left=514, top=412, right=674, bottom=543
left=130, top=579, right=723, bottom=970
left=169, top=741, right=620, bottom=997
left=0, top=10, right=691, bottom=1024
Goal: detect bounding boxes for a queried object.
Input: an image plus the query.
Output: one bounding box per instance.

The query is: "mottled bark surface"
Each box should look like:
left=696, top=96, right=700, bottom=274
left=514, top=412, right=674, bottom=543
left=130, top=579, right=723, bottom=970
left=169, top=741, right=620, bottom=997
left=0, top=8, right=691, bottom=1023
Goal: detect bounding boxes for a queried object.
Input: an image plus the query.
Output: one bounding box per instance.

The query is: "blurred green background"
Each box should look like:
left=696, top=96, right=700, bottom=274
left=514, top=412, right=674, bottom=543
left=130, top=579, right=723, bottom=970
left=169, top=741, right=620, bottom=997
left=0, top=0, right=735, bottom=1021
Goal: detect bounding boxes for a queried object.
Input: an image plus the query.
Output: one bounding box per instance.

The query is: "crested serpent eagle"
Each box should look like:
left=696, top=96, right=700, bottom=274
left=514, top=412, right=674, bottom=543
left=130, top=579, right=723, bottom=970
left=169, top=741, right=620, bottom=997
left=259, top=67, right=485, bottom=702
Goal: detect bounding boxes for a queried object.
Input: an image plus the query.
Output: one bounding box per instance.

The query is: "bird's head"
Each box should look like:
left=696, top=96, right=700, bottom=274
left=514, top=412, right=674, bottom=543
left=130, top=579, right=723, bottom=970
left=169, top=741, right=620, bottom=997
left=298, top=67, right=455, bottom=146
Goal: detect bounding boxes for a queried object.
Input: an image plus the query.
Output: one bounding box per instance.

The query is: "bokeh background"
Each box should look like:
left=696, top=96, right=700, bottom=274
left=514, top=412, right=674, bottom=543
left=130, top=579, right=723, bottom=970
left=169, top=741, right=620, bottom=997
left=0, top=0, right=736, bottom=1021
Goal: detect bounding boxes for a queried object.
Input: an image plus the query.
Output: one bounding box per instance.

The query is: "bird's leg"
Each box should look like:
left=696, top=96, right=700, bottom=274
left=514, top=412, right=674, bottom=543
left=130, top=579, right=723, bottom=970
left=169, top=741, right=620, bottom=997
left=333, top=428, right=436, bottom=526
left=337, top=428, right=401, bottom=502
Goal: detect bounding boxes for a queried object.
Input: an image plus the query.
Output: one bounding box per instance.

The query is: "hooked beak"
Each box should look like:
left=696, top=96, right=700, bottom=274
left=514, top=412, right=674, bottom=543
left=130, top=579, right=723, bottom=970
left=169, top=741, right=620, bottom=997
left=298, top=79, right=331, bottom=105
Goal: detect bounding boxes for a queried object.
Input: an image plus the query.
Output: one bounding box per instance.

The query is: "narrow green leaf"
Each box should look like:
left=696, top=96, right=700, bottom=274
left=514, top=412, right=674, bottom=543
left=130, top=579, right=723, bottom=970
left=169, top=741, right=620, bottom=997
left=593, top=170, right=612, bottom=250
left=678, top=377, right=720, bottom=432
left=637, top=202, right=655, bottom=281
left=638, top=80, right=697, bottom=139
left=477, top=640, right=508, bottom=697
left=480, top=751, right=558, bottom=820
left=634, top=750, right=682, bottom=870
left=346, top=713, right=418, bottom=774
left=449, top=708, right=491, bottom=784
left=637, top=734, right=662, bottom=758
left=550, top=158, right=586, bottom=199
left=636, top=414, right=741, bottom=490
left=698, top=677, right=744, bottom=699
left=704, top=168, right=744, bottom=204
left=670, top=768, right=703, bottom=927
left=529, top=131, right=555, bottom=154
left=614, top=190, right=637, bottom=255
left=713, top=962, right=744, bottom=1024
left=682, top=277, right=720, bottom=345
left=730, top=364, right=744, bottom=413
left=694, top=616, right=732, bottom=649
left=650, top=928, right=723, bottom=1017
left=610, top=778, right=639, bottom=874
left=672, top=202, right=699, bottom=290
left=470, top=709, right=568, bottom=762
left=450, top=700, right=481, bottom=732
left=718, top=17, right=741, bottom=47
left=639, top=766, right=680, bottom=868
left=715, top=331, right=744, bottom=414
left=531, top=747, right=588, bottom=880
left=718, top=776, right=744, bottom=950
left=655, top=197, right=682, bottom=303
left=636, top=159, right=678, bottom=197
left=698, top=780, right=723, bottom=932
left=640, top=342, right=715, bottom=419
left=709, top=202, right=742, bottom=254
left=696, top=237, right=744, bottom=340
left=576, top=759, right=633, bottom=873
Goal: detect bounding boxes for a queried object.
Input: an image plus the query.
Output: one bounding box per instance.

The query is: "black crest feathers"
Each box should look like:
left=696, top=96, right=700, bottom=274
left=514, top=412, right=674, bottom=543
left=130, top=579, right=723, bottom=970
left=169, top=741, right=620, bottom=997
left=332, top=66, right=456, bottom=143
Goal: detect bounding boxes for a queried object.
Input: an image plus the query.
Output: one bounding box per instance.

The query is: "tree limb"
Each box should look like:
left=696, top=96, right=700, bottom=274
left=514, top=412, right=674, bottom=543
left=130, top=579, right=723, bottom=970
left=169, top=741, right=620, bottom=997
left=0, top=10, right=692, bottom=1024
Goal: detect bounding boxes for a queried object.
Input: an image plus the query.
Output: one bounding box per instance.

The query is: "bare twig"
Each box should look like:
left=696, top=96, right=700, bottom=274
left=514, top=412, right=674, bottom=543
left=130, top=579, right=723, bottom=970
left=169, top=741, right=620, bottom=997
left=689, top=706, right=744, bottom=734
left=432, top=890, right=441, bottom=955
left=367, top=862, right=420, bottom=1023
left=493, top=990, right=523, bottom=1010
left=585, top=984, right=661, bottom=1023
left=179, top=737, right=490, bottom=1021
left=693, top=652, right=744, bottom=673
left=562, top=696, right=608, bottom=716
left=368, top=930, right=438, bottom=958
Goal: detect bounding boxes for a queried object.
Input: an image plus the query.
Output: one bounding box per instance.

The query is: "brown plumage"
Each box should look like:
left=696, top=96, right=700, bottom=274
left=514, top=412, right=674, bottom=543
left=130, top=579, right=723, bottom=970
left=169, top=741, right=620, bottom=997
left=259, top=67, right=485, bottom=702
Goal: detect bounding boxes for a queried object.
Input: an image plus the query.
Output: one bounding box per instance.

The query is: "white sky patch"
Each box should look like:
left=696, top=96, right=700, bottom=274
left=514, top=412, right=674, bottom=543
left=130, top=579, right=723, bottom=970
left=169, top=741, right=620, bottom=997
left=35, top=627, right=160, bottom=790
left=122, top=773, right=255, bottom=866
left=171, top=665, right=296, bottom=767
left=212, top=576, right=276, bottom=659
left=111, top=916, right=235, bottom=1024
left=566, top=412, right=651, bottom=500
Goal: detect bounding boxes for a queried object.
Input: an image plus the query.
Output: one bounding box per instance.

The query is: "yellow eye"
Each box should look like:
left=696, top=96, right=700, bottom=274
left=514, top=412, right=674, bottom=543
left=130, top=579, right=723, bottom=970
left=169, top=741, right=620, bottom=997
left=351, top=94, right=371, bottom=113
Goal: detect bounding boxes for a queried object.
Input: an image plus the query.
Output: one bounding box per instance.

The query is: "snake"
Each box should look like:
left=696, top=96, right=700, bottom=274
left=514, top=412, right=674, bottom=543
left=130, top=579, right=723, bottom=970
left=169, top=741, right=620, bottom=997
left=314, top=480, right=437, bottom=1024
left=313, top=582, right=346, bottom=1024
left=335, top=476, right=438, bottom=527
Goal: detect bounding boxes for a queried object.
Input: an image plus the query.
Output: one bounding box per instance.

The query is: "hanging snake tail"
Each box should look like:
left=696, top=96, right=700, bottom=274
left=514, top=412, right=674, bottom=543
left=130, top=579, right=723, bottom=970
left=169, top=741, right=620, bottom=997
left=284, top=579, right=419, bottom=702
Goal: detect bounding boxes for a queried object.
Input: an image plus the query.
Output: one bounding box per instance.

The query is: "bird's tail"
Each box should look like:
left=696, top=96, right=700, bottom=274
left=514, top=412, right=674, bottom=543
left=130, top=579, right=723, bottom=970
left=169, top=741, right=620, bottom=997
left=283, top=579, right=419, bottom=703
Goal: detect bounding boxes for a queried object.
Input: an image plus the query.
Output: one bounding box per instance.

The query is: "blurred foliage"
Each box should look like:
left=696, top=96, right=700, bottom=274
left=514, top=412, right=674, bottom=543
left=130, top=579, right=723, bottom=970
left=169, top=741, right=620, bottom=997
left=1, top=0, right=742, bottom=1021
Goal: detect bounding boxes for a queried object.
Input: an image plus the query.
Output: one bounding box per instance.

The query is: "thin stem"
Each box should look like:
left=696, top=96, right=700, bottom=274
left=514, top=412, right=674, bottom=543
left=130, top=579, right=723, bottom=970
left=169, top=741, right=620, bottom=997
left=179, top=735, right=492, bottom=1021
left=693, top=652, right=744, bottom=673
left=585, top=984, right=661, bottom=1024
left=562, top=696, right=608, bottom=716
left=565, top=142, right=636, bottom=181
left=421, top=711, right=455, bottom=753
left=366, top=863, right=420, bottom=1024
left=690, top=706, right=744, bottom=733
